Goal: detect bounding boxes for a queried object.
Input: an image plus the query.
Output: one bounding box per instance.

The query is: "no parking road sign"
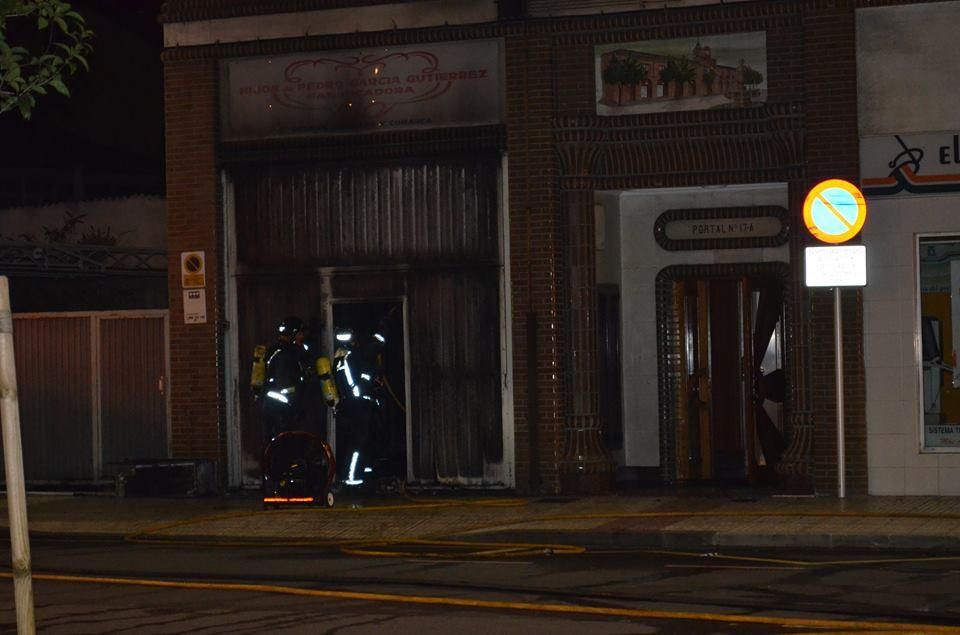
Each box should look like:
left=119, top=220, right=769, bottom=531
left=803, top=179, right=868, bottom=288
left=803, top=179, right=867, bottom=244
left=801, top=179, right=869, bottom=501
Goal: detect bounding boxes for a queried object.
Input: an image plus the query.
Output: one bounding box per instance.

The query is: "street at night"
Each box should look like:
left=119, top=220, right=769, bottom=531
left=5, top=0, right=960, bottom=632
left=4, top=534, right=960, bottom=633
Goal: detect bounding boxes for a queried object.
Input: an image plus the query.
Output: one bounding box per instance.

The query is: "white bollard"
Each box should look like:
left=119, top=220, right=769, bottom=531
left=0, top=277, right=36, bottom=634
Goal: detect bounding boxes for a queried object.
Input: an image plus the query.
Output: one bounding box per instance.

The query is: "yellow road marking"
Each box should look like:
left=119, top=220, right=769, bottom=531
left=665, top=564, right=805, bottom=570
left=7, top=571, right=959, bottom=633
left=340, top=538, right=585, bottom=559
left=594, top=548, right=960, bottom=568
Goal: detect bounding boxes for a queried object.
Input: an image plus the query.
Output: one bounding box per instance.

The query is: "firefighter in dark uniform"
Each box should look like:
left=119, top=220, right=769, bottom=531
left=253, top=316, right=312, bottom=443
left=253, top=317, right=339, bottom=508
left=332, top=326, right=386, bottom=486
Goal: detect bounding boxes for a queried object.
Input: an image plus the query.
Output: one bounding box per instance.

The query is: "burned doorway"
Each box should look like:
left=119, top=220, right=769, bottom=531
left=227, top=155, right=506, bottom=487
left=658, top=264, right=789, bottom=486
left=330, top=299, right=407, bottom=487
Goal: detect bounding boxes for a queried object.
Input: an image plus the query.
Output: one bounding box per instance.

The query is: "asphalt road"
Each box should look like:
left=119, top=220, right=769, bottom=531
left=2, top=536, right=960, bottom=633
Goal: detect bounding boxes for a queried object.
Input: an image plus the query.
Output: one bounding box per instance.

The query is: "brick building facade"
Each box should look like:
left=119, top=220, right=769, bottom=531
left=159, top=0, right=896, bottom=496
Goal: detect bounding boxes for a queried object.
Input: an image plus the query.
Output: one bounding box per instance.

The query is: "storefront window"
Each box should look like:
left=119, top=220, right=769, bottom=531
left=919, top=237, right=960, bottom=450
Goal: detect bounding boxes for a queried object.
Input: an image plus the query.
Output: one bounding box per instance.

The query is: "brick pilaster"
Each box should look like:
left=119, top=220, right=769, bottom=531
left=164, top=57, right=222, bottom=469
left=506, top=33, right=564, bottom=494
left=801, top=1, right=867, bottom=495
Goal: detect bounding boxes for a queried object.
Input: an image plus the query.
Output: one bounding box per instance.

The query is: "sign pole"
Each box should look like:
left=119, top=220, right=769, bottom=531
left=0, top=277, right=36, bottom=634
left=803, top=179, right=866, bottom=499
left=834, top=286, right=846, bottom=499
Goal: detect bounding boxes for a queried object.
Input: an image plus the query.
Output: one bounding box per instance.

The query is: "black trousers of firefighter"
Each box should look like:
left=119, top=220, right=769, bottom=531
left=262, top=402, right=306, bottom=445
left=335, top=398, right=385, bottom=487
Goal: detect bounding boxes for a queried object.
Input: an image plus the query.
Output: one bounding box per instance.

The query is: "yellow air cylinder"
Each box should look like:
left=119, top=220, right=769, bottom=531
left=250, top=344, right=266, bottom=390
left=316, top=356, right=339, bottom=406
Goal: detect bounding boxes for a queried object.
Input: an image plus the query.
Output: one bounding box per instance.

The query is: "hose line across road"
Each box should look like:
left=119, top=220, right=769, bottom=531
left=120, top=495, right=960, bottom=563
left=5, top=571, right=960, bottom=633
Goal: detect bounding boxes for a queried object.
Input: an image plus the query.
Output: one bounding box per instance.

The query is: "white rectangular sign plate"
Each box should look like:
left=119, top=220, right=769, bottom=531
left=805, top=245, right=867, bottom=287
left=183, top=288, right=208, bottom=324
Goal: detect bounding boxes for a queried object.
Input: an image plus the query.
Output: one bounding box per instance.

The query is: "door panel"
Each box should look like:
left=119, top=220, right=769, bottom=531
left=100, top=317, right=168, bottom=473
left=695, top=281, right=712, bottom=479
left=677, top=277, right=768, bottom=484
left=678, top=280, right=713, bottom=480
left=13, top=317, right=94, bottom=481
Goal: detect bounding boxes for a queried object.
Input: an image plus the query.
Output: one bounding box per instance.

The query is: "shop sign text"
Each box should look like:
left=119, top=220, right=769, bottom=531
left=221, top=40, right=503, bottom=140
left=862, top=132, right=960, bottom=197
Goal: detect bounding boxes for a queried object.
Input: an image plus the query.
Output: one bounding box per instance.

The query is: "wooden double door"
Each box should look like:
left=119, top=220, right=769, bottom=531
left=676, top=276, right=785, bottom=484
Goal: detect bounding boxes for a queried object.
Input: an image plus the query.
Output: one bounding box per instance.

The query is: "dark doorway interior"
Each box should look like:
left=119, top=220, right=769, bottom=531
left=709, top=278, right=745, bottom=481
left=598, top=286, right=623, bottom=451
left=331, top=300, right=407, bottom=484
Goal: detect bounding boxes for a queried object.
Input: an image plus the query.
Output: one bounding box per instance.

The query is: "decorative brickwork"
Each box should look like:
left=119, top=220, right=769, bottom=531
left=558, top=188, right=615, bottom=493
left=548, top=106, right=805, bottom=191
left=506, top=33, right=564, bottom=494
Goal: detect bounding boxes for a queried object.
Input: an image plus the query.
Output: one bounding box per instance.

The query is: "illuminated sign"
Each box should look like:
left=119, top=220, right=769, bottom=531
left=804, top=245, right=866, bottom=288
left=802, top=179, right=867, bottom=244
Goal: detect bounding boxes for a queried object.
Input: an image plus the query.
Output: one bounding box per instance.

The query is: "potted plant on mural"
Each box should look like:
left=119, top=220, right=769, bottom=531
left=660, top=56, right=697, bottom=99
left=601, top=56, right=626, bottom=105
left=621, top=58, right=647, bottom=102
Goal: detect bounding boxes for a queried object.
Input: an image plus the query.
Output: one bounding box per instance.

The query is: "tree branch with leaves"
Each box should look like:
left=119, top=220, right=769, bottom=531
left=0, top=0, right=93, bottom=119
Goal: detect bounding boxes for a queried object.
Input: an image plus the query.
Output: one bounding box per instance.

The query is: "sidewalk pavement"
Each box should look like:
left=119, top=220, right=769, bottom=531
left=0, top=493, right=960, bottom=554
left=6, top=491, right=960, bottom=552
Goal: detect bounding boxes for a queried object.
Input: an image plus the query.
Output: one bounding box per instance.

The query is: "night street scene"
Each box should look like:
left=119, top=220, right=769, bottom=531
left=3, top=0, right=960, bottom=633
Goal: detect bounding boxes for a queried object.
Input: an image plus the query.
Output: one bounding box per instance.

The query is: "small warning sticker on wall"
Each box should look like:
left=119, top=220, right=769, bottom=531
left=183, top=288, right=207, bottom=324
left=181, top=251, right=206, bottom=289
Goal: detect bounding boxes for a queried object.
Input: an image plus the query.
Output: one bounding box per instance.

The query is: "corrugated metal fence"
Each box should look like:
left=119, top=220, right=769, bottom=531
left=8, top=311, right=168, bottom=483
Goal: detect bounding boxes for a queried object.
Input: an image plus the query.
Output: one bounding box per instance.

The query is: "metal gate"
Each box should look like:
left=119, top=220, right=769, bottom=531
left=10, top=311, right=169, bottom=483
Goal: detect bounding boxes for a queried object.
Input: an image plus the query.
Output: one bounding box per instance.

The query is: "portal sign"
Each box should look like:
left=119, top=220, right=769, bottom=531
left=664, top=216, right=782, bottom=241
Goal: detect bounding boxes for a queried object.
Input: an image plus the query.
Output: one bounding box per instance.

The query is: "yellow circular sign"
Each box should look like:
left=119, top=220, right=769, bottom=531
left=802, top=179, right=867, bottom=244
